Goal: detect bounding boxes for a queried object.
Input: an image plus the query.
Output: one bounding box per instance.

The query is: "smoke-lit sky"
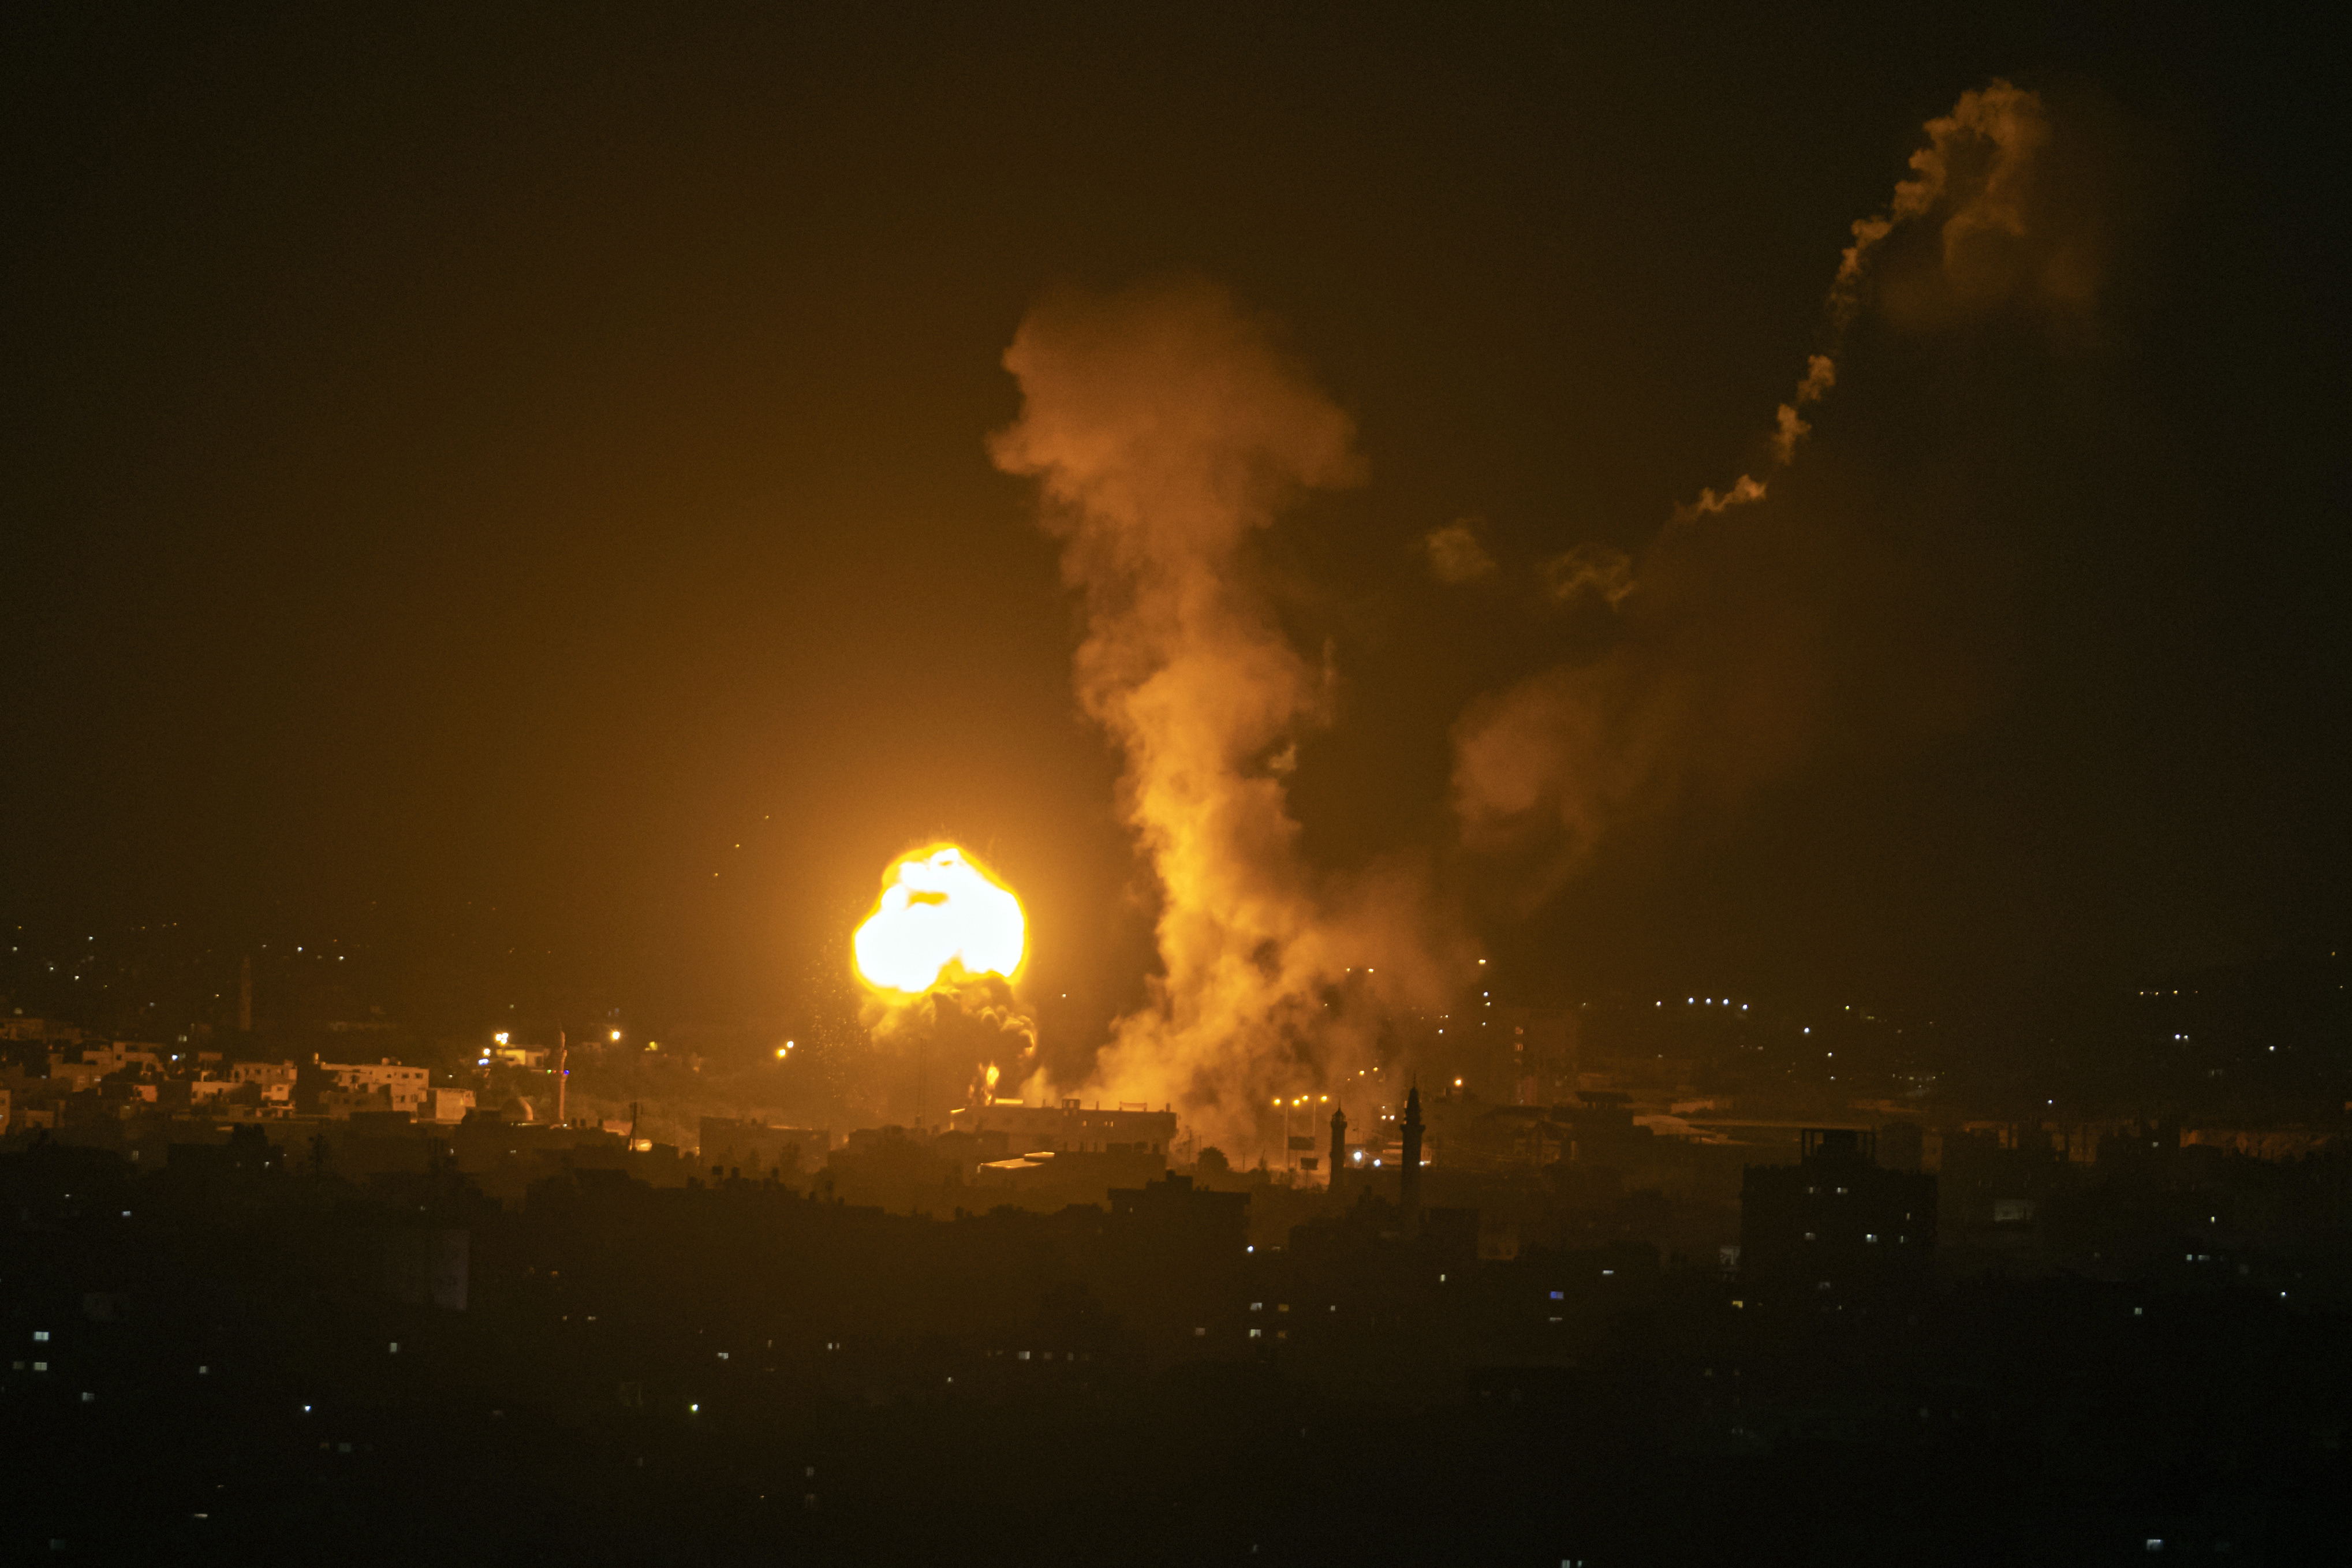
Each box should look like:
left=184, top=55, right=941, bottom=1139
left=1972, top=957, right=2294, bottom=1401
left=5, top=5, right=2343, bottom=1040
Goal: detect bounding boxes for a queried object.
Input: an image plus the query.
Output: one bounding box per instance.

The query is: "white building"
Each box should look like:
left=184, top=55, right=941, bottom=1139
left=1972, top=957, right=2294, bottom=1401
left=420, top=1087, right=476, bottom=1123
left=80, top=1044, right=166, bottom=1075
left=323, top=1060, right=430, bottom=1114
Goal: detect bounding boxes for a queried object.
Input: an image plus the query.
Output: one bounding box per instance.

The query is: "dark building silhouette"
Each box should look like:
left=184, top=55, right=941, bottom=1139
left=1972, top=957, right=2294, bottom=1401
left=1877, top=1119, right=1925, bottom=1173
left=701, top=1117, right=828, bottom=1179
left=1100, top=1171, right=1250, bottom=1346
left=1739, top=1127, right=1935, bottom=1311
left=1328, top=1098, right=1347, bottom=1183
left=1400, top=1082, right=1424, bottom=1223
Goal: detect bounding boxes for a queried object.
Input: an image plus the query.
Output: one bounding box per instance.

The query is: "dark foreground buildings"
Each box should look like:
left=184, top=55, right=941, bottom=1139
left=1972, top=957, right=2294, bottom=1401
left=2, top=1111, right=2349, bottom=1565
left=1740, top=1127, right=1937, bottom=1311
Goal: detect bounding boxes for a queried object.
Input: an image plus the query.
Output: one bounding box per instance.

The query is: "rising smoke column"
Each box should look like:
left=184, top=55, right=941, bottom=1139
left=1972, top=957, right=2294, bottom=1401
left=990, top=278, right=1447, bottom=1145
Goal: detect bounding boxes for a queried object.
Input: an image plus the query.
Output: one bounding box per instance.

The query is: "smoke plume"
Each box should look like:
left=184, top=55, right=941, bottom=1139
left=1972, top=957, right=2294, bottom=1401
left=1679, top=79, right=2061, bottom=522
left=1830, top=79, right=2064, bottom=326
left=991, top=278, right=1451, bottom=1148
left=1457, top=79, right=2090, bottom=884
left=1423, top=518, right=1499, bottom=583
left=1540, top=543, right=1637, bottom=608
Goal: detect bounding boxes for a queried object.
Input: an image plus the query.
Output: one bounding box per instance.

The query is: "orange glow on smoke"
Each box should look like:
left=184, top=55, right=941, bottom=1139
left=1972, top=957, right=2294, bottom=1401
left=852, top=844, right=1026, bottom=995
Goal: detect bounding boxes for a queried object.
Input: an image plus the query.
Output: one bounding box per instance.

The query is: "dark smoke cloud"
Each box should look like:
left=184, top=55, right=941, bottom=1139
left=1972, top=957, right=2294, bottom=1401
left=1453, top=80, right=2110, bottom=893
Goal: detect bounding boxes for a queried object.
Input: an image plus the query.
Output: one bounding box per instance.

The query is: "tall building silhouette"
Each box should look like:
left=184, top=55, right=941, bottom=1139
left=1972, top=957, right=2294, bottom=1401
left=1400, top=1082, right=1424, bottom=1222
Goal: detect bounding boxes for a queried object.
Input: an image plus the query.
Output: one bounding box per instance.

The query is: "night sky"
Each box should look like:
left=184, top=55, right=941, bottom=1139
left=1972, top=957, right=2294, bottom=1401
left=5, top=4, right=2343, bottom=1039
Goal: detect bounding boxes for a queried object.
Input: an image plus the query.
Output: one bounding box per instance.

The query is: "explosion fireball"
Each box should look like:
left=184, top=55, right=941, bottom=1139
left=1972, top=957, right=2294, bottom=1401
left=852, top=845, right=1026, bottom=996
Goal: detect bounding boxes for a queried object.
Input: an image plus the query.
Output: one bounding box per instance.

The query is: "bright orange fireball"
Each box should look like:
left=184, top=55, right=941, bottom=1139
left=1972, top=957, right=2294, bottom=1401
left=852, top=844, right=1026, bottom=995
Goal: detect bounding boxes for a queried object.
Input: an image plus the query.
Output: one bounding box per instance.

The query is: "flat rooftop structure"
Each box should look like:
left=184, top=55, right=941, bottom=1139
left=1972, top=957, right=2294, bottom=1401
left=949, top=1099, right=1177, bottom=1155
